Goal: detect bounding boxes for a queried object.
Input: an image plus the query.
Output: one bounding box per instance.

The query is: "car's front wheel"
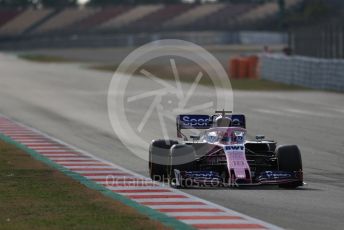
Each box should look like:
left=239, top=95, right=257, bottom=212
left=276, top=145, right=303, bottom=188
left=168, top=144, right=195, bottom=187
left=149, top=139, right=178, bottom=181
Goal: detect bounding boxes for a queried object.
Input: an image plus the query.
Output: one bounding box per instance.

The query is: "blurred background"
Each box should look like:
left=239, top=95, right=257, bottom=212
left=0, top=0, right=343, bottom=91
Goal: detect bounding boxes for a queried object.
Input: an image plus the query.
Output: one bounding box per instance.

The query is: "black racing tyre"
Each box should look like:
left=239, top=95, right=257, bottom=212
left=149, top=139, right=178, bottom=181
left=168, top=144, right=195, bottom=181
left=276, top=145, right=303, bottom=188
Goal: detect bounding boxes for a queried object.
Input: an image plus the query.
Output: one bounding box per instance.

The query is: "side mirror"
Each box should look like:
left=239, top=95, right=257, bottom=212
left=256, top=135, right=265, bottom=141
left=190, top=135, right=200, bottom=141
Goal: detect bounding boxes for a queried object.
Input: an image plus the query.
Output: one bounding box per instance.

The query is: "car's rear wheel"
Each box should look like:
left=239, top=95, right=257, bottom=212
left=276, top=145, right=303, bottom=188
left=149, top=139, right=178, bottom=181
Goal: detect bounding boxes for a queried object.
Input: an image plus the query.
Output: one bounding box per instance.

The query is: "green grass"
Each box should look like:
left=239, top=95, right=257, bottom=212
left=0, top=141, right=168, bottom=230
left=18, top=54, right=73, bottom=63
left=91, top=64, right=308, bottom=91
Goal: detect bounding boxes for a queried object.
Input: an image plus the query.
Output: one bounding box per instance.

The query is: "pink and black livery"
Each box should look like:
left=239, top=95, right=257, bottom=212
left=149, top=110, right=303, bottom=188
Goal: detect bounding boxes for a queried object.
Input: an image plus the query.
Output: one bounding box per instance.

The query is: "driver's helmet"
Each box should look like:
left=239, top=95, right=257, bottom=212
left=215, top=116, right=232, bottom=127
left=232, top=119, right=240, bottom=126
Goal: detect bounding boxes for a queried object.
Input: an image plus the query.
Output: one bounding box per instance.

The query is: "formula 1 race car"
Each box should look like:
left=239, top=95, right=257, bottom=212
left=149, top=110, right=303, bottom=189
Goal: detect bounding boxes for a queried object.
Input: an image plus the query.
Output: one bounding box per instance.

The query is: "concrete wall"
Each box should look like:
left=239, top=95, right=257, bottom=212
left=260, top=54, right=344, bottom=92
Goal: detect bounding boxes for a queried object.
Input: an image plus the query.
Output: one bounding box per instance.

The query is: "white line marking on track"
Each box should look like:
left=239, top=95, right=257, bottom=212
left=58, top=161, right=107, bottom=165
left=147, top=205, right=209, bottom=209
left=74, top=170, right=124, bottom=174
left=29, top=147, right=70, bottom=149
left=36, top=150, right=75, bottom=152
left=41, top=154, right=80, bottom=157
left=48, top=157, right=92, bottom=160
left=167, top=212, right=238, bottom=217
left=85, top=175, right=137, bottom=179
left=117, top=192, right=179, bottom=197
left=52, top=159, right=94, bottom=162
left=182, top=219, right=253, bottom=224
left=134, top=198, right=197, bottom=203
left=109, top=187, right=169, bottom=191
left=63, top=165, right=113, bottom=169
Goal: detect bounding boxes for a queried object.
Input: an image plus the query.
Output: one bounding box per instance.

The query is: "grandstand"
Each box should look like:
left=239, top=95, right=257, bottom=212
left=0, top=8, right=52, bottom=36
left=70, top=6, right=131, bottom=31
left=189, top=3, right=257, bottom=30
left=163, top=4, right=226, bottom=28
left=237, top=0, right=302, bottom=24
left=0, top=9, right=22, bottom=28
left=98, top=5, right=164, bottom=30
left=32, top=7, right=98, bottom=34
left=0, top=1, right=304, bottom=39
left=128, top=4, right=194, bottom=31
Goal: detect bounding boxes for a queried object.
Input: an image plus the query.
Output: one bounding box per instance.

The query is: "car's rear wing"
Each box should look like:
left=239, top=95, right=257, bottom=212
left=176, top=114, right=246, bottom=138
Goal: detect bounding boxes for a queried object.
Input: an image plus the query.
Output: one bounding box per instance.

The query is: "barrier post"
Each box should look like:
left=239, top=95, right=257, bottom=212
left=238, top=58, right=249, bottom=79
left=229, top=58, right=239, bottom=79
left=248, top=55, right=259, bottom=79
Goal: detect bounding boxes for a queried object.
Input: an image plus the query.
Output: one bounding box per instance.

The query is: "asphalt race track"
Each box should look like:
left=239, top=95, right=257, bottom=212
left=1, top=53, right=343, bottom=229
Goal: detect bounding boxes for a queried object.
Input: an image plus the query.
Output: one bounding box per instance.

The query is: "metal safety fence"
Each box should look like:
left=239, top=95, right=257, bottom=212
left=260, top=54, right=344, bottom=92
left=0, top=31, right=287, bottom=50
